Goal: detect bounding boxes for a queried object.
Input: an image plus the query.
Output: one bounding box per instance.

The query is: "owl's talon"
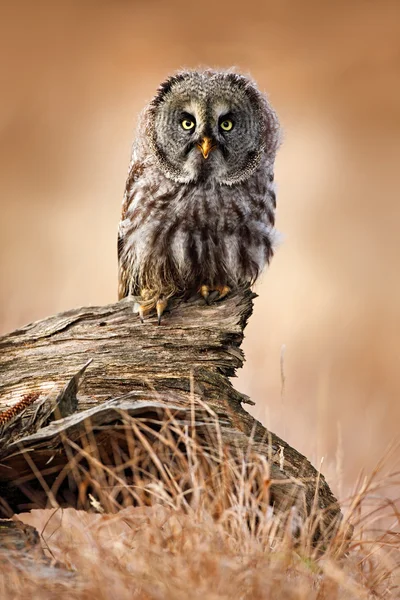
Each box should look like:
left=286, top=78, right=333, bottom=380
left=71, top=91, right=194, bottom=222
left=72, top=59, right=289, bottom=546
left=199, top=284, right=231, bottom=304
left=156, top=297, right=168, bottom=325
left=207, top=291, right=220, bottom=304
left=200, top=284, right=210, bottom=303
left=216, top=285, right=231, bottom=300
left=138, top=305, right=146, bottom=323
left=137, top=300, right=154, bottom=323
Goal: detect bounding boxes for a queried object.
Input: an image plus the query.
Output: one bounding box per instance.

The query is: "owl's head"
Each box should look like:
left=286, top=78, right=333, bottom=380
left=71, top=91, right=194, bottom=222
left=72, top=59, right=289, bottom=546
left=145, top=70, right=280, bottom=186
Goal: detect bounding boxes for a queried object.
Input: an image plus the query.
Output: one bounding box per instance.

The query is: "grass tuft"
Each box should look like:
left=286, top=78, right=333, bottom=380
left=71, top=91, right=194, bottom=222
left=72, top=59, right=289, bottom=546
left=1, top=412, right=399, bottom=599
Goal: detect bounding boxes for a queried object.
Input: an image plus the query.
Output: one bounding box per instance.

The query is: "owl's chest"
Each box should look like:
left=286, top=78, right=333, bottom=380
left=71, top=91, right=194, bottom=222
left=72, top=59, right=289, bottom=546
left=126, top=178, right=263, bottom=256
left=165, top=184, right=253, bottom=235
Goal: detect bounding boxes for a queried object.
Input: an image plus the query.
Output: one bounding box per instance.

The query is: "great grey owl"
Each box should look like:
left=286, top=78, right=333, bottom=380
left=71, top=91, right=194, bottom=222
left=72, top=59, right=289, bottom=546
left=118, top=69, right=280, bottom=323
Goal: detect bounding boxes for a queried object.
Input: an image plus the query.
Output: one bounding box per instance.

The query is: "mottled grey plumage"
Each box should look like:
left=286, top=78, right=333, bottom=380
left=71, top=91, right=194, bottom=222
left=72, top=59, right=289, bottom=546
left=118, top=69, right=280, bottom=320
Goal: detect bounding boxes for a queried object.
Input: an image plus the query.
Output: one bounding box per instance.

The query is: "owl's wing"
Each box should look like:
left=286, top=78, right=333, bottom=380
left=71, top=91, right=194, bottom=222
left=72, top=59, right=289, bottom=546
left=117, top=229, right=132, bottom=300
left=118, top=156, right=150, bottom=300
left=117, top=160, right=146, bottom=300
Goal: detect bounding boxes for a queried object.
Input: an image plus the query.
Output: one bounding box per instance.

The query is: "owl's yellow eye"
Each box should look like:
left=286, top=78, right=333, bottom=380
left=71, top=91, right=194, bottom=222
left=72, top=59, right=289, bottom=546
left=181, top=119, right=195, bottom=131
left=220, top=119, right=234, bottom=131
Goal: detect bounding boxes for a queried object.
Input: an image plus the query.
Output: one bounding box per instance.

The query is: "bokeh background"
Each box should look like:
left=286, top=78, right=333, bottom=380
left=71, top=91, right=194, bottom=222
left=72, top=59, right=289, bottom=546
left=1, top=0, right=399, bottom=495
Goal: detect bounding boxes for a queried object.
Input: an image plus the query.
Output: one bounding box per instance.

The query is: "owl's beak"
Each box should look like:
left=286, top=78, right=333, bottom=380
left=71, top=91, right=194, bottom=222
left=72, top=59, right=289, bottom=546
left=197, top=137, right=216, bottom=159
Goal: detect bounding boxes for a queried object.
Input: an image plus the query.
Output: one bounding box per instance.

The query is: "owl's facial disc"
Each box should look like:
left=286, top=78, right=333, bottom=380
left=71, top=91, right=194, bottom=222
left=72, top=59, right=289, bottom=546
left=148, top=72, right=273, bottom=185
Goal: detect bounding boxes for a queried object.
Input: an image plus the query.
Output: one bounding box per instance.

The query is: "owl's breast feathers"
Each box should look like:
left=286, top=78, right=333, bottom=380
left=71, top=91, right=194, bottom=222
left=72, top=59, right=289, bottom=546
left=118, top=160, right=276, bottom=301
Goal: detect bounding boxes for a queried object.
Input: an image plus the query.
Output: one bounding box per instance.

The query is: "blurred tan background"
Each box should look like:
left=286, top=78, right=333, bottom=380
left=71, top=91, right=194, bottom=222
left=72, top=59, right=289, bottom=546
left=1, top=0, right=399, bottom=494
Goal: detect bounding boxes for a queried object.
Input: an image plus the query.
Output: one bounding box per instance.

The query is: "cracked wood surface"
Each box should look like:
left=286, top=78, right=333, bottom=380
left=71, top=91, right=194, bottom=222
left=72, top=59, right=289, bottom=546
left=0, top=290, right=342, bottom=542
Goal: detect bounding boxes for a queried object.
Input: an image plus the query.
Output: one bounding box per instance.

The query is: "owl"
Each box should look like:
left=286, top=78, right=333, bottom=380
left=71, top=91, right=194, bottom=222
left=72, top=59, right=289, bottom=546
left=118, top=69, right=280, bottom=323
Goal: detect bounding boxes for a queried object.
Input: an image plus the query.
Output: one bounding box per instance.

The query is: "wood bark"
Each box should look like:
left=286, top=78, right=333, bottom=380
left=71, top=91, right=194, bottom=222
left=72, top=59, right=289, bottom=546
left=0, top=290, right=343, bottom=545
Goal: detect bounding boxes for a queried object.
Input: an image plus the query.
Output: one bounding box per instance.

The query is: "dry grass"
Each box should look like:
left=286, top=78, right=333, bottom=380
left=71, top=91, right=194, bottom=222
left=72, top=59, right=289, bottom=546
left=0, top=414, right=399, bottom=600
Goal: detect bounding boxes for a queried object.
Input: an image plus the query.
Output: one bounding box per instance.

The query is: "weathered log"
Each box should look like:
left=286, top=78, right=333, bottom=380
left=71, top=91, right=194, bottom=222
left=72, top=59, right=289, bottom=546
left=0, top=518, right=42, bottom=553
left=0, top=290, right=342, bottom=544
left=0, top=517, right=72, bottom=579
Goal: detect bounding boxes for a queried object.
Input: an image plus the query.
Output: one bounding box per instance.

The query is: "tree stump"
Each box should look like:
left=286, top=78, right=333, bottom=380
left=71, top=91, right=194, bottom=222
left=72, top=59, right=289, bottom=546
left=0, top=290, right=343, bottom=546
